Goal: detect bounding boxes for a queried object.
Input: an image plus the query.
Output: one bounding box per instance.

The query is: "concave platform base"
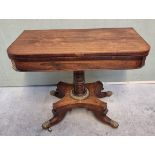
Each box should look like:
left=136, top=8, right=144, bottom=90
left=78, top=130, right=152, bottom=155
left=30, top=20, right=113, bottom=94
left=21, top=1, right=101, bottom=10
left=42, top=79, right=119, bottom=131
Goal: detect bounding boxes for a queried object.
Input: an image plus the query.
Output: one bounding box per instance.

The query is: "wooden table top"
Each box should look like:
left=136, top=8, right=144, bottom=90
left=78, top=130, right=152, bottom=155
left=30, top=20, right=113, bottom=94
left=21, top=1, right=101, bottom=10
left=8, top=28, right=150, bottom=60
left=7, top=28, right=150, bottom=71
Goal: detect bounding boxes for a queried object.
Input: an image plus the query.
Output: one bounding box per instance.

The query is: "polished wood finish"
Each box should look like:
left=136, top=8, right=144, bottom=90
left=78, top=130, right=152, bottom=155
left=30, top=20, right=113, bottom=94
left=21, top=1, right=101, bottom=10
left=7, top=28, right=150, bottom=71
left=73, top=71, right=86, bottom=96
left=8, top=28, right=150, bottom=57
left=7, top=28, right=150, bottom=131
left=10, top=58, right=146, bottom=71
left=42, top=81, right=118, bottom=131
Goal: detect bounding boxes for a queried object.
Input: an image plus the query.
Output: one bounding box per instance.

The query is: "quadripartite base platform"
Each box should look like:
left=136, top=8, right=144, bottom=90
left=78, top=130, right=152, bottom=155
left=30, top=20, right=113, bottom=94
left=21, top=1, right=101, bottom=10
left=42, top=80, right=119, bottom=131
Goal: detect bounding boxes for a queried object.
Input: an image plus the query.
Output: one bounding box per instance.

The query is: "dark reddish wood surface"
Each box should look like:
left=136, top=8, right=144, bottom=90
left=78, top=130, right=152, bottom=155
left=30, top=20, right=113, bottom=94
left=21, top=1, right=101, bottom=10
left=7, top=28, right=150, bottom=71
left=7, top=28, right=150, bottom=58
left=7, top=28, right=150, bottom=131
left=10, top=58, right=146, bottom=71
left=42, top=80, right=119, bottom=131
left=73, top=71, right=86, bottom=96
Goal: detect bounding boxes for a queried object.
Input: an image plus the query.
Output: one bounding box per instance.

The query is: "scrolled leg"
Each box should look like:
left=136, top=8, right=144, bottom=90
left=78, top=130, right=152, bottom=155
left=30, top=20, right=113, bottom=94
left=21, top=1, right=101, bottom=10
left=93, top=110, right=119, bottom=128
left=50, top=82, right=68, bottom=98
left=42, top=109, right=67, bottom=131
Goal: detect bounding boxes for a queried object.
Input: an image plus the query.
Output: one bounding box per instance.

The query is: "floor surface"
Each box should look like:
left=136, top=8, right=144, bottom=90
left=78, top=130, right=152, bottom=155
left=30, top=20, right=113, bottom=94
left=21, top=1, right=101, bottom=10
left=0, top=83, right=155, bottom=136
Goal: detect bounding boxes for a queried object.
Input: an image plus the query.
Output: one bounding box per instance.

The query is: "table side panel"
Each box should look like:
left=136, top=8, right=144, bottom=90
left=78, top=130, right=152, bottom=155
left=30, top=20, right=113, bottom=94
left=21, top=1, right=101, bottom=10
left=11, top=56, right=146, bottom=71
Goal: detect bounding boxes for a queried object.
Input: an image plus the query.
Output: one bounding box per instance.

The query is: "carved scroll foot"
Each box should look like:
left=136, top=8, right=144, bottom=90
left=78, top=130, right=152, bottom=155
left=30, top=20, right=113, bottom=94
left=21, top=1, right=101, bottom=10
left=50, top=82, right=68, bottom=98
left=97, top=91, right=113, bottom=98
left=94, top=81, right=113, bottom=98
left=50, top=90, right=63, bottom=98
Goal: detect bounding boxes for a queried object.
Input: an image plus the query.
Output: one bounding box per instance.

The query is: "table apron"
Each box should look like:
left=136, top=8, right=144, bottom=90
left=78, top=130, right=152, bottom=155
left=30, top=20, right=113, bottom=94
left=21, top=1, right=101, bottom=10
left=11, top=56, right=146, bottom=71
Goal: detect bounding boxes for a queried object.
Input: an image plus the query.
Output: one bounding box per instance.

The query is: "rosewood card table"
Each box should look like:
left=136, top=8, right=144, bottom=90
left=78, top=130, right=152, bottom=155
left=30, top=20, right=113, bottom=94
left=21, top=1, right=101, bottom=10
left=7, top=28, right=150, bottom=131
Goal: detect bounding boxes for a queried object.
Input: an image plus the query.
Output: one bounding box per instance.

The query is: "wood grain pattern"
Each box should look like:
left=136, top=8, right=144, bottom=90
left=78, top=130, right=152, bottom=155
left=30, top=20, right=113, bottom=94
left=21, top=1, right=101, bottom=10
left=7, top=28, right=150, bottom=71
left=12, top=58, right=144, bottom=71
left=7, top=28, right=150, bottom=131
left=42, top=81, right=119, bottom=130
left=7, top=28, right=150, bottom=59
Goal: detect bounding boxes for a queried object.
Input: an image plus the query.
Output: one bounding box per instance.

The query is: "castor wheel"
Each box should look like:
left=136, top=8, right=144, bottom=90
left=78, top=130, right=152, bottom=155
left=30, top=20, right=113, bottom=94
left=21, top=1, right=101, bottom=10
left=42, top=120, right=51, bottom=129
